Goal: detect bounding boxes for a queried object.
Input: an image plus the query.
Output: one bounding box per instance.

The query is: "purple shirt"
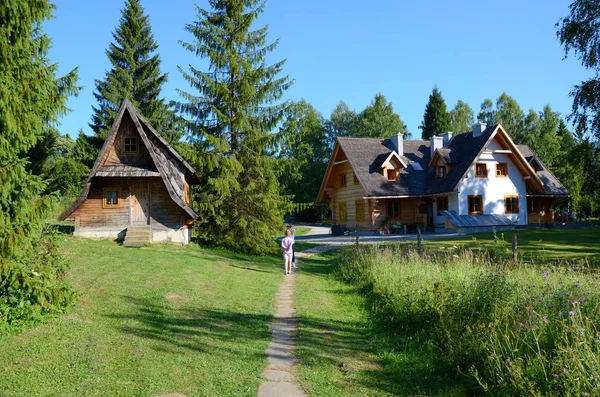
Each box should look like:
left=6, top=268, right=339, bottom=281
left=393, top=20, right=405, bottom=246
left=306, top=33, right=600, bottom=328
left=282, top=236, right=293, bottom=253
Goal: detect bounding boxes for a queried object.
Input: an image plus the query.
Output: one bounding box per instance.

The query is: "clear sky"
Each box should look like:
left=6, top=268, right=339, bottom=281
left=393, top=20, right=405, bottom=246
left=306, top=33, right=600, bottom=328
left=45, top=0, right=588, bottom=138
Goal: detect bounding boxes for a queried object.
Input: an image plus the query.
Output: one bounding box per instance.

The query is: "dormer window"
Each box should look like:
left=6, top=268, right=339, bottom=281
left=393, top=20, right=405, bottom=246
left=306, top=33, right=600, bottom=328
left=437, top=166, right=446, bottom=178
left=123, top=136, right=138, bottom=153
left=386, top=169, right=398, bottom=181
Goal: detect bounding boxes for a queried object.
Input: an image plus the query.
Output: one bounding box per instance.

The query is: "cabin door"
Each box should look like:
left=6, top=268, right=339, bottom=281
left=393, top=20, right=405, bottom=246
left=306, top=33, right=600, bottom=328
left=130, top=181, right=149, bottom=225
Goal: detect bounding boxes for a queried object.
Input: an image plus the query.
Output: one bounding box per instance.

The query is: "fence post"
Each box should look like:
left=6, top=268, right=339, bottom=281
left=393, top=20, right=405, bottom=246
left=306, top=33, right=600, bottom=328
left=355, top=225, right=359, bottom=246
left=512, top=233, right=518, bottom=262
left=417, top=226, right=423, bottom=256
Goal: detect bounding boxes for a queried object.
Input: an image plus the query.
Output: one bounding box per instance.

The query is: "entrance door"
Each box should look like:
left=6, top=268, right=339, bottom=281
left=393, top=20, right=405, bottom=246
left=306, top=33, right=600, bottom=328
left=130, top=181, right=149, bottom=224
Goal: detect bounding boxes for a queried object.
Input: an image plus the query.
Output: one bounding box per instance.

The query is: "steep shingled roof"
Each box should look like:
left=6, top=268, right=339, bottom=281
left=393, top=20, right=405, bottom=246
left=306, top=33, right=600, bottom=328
left=60, top=99, right=199, bottom=220
left=320, top=125, right=568, bottom=200
left=516, top=145, right=569, bottom=195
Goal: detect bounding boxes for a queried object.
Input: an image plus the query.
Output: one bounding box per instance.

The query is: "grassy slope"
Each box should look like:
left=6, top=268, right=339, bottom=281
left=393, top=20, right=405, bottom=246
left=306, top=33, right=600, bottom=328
left=417, top=226, right=600, bottom=262
left=0, top=237, right=283, bottom=396
left=294, top=251, right=465, bottom=396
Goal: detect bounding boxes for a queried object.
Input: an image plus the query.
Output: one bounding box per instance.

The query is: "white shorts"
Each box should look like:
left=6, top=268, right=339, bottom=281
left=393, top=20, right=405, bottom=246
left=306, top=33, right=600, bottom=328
left=284, top=252, right=293, bottom=261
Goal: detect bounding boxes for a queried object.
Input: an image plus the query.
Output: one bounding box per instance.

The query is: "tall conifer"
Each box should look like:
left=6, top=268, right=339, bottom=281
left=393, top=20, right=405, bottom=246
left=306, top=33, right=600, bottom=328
left=420, top=86, right=451, bottom=140
left=0, top=1, right=79, bottom=258
left=90, top=0, right=171, bottom=141
left=178, top=0, right=292, bottom=254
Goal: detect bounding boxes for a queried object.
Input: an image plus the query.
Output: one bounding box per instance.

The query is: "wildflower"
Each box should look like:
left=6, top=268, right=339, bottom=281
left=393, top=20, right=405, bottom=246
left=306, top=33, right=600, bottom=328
left=543, top=317, right=548, bottom=323
left=553, top=374, right=559, bottom=379
left=31, top=270, right=40, bottom=276
left=542, top=272, right=548, bottom=278
left=563, top=369, right=569, bottom=374
left=569, top=311, right=576, bottom=316
left=584, top=393, right=589, bottom=397
left=572, top=301, right=579, bottom=306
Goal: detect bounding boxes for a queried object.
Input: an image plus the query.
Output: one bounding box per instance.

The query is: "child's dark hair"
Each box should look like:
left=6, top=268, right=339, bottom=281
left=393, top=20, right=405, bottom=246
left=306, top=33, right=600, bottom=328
left=284, top=229, right=292, bottom=237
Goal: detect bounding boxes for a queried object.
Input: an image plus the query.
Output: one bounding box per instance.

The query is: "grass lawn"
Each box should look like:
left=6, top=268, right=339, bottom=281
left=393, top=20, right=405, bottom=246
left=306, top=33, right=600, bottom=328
left=415, top=226, right=600, bottom=263
left=294, top=251, right=466, bottom=396
left=0, top=237, right=285, bottom=396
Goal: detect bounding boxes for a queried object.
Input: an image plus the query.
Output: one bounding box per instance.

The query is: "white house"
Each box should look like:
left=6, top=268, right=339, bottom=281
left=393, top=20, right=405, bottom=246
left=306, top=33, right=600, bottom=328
left=316, top=123, right=568, bottom=231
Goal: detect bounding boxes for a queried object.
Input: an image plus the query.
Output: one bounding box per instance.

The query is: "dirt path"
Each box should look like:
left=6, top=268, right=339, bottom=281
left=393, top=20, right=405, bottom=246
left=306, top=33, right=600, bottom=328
left=257, top=244, right=339, bottom=397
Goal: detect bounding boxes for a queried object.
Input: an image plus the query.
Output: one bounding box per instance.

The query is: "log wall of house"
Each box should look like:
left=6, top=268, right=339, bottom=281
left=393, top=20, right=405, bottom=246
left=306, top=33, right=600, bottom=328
left=151, top=180, right=186, bottom=230
left=71, top=178, right=131, bottom=227
left=329, top=162, right=370, bottom=229
left=102, top=113, right=154, bottom=167
left=370, top=197, right=421, bottom=229
left=527, top=197, right=555, bottom=224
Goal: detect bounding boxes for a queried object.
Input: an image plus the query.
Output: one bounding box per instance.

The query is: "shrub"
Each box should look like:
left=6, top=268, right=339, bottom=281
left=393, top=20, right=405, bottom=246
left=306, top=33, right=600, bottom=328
left=0, top=225, right=75, bottom=332
left=338, top=245, right=600, bottom=396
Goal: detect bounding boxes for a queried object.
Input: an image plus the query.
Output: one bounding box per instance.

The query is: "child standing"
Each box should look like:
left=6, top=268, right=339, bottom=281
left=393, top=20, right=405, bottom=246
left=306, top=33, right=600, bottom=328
left=281, top=229, right=294, bottom=275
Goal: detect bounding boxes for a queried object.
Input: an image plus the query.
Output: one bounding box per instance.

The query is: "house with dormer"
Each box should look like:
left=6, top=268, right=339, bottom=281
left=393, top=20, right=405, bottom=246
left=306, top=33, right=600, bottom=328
left=316, top=123, right=568, bottom=231
left=60, top=99, right=199, bottom=245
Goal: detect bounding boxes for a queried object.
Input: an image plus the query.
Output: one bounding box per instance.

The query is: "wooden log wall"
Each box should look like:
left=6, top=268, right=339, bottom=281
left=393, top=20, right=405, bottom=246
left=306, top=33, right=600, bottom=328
left=103, top=112, right=153, bottom=167
left=151, top=180, right=186, bottom=230
left=71, top=178, right=131, bottom=227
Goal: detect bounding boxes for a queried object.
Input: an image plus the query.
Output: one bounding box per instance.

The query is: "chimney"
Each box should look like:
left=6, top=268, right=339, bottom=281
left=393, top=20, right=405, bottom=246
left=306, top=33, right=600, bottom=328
left=430, top=135, right=443, bottom=158
left=472, top=123, right=487, bottom=138
left=390, top=131, right=403, bottom=156
left=440, top=131, right=453, bottom=146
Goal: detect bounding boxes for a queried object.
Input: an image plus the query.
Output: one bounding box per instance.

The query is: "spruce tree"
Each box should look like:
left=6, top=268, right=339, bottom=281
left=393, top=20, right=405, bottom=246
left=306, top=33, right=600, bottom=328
left=178, top=0, right=292, bottom=255
left=420, top=86, right=451, bottom=139
left=0, top=0, right=79, bottom=258
left=90, top=0, right=170, bottom=141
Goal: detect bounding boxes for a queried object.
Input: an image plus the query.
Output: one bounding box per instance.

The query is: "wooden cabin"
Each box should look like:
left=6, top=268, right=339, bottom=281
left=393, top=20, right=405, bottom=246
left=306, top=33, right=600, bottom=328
left=61, top=99, right=199, bottom=246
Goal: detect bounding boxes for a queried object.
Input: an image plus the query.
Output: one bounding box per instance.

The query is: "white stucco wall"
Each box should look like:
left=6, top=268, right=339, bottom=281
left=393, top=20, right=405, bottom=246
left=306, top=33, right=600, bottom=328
left=74, top=225, right=192, bottom=245
left=456, top=138, right=527, bottom=225
left=433, top=192, right=459, bottom=226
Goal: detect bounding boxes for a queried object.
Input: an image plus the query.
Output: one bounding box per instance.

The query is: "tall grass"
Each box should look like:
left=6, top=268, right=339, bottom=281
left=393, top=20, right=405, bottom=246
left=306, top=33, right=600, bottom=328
left=338, top=245, right=600, bottom=395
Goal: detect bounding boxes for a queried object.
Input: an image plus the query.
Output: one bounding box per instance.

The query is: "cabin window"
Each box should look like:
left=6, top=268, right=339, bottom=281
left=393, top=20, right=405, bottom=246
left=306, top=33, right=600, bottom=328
left=436, top=196, right=448, bottom=216
left=386, top=169, right=398, bottom=181
left=355, top=200, right=366, bottom=222
left=437, top=166, right=446, bottom=178
left=353, top=173, right=359, bottom=184
left=475, top=163, right=487, bottom=178
left=468, top=195, right=483, bottom=214
left=340, top=173, right=347, bottom=187
left=338, top=202, right=348, bottom=222
left=123, top=136, right=138, bottom=153
left=505, top=195, right=519, bottom=214
left=386, top=200, right=400, bottom=219
left=496, top=163, right=508, bottom=177
left=102, top=188, right=121, bottom=209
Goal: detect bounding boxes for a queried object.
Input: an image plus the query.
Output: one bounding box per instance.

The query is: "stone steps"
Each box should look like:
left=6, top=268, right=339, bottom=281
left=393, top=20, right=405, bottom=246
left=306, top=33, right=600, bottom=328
left=124, top=225, right=151, bottom=247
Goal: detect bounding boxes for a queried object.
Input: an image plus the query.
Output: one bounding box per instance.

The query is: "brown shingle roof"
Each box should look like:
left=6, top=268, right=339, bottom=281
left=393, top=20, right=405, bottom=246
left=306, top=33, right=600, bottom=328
left=332, top=125, right=568, bottom=199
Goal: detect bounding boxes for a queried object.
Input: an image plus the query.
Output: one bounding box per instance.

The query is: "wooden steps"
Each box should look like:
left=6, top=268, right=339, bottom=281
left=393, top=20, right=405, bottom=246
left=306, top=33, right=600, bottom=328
left=124, top=225, right=151, bottom=247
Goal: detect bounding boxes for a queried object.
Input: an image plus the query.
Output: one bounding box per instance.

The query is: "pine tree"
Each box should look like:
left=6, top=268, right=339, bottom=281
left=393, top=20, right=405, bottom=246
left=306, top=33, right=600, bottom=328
left=90, top=0, right=171, bottom=141
left=178, top=0, right=292, bottom=255
left=0, top=0, right=79, bottom=258
left=420, top=86, right=451, bottom=139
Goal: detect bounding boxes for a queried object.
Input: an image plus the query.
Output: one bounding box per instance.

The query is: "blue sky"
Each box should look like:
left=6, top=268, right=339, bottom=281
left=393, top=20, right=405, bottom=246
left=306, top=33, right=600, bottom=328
left=45, top=0, right=588, bottom=138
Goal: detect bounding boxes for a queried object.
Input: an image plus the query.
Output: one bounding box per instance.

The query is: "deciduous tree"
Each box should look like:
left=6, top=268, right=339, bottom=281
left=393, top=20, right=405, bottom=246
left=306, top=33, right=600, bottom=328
left=356, top=93, right=408, bottom=139
left=449, top=100, right=475, bottom=133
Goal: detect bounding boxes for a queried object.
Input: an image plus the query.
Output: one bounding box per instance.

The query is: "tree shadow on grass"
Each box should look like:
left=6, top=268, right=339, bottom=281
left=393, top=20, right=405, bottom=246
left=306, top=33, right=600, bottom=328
left=108, top=295, right=274, bottom=359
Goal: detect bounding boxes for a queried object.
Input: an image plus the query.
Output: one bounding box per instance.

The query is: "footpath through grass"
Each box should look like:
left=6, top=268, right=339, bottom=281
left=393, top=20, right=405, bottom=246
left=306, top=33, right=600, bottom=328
left=0, top=237, right=284, bottom=396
